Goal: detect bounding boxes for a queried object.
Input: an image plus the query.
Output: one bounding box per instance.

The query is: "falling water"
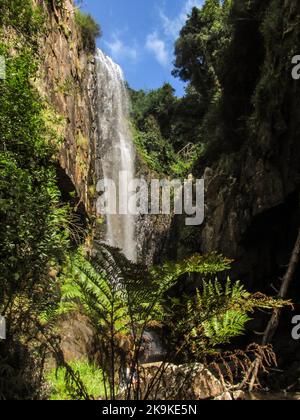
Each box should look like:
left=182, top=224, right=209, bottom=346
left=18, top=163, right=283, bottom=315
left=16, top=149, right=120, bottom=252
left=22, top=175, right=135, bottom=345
left=95, top=49, right=137, bottom=262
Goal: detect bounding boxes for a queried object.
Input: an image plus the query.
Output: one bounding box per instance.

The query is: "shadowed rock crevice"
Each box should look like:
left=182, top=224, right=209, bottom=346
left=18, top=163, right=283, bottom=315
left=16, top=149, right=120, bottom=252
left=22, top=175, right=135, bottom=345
left=56, top=164, right=88, bottom=245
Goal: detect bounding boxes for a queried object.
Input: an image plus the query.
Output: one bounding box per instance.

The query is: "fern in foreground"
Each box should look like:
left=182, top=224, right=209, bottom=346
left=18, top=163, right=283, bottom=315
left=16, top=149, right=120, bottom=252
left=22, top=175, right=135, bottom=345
left=168, top=278, right=287, bottom=361
left=53, top=243, right=288, bottom=400
left=46, top=361, right=105, bottom=401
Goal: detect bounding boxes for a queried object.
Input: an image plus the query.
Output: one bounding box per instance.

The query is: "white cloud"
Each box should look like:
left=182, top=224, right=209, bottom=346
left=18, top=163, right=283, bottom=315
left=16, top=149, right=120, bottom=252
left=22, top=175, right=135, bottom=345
left=106, top=35, right=138, bottom=63
left=160, top=0, right=203, bottom=39
left=146, top=32, right=169, bottom=67
left=145, top=0, right=202, bottom=68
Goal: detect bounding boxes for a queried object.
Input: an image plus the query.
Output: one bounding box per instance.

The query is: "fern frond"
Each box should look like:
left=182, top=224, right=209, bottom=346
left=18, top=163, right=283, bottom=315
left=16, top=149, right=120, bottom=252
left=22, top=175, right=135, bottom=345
left=203, top=310, right=251, bottom=346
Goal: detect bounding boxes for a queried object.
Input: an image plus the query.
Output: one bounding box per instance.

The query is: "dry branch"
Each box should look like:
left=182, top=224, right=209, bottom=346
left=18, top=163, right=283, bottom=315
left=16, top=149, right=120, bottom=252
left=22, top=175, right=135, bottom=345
left=248, top=228, right=300, bottom=391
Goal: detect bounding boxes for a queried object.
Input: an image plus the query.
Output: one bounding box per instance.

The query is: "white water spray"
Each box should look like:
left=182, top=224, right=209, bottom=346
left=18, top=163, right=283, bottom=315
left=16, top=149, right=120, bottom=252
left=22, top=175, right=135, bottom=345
left=95, top=49, right=137, bottom=262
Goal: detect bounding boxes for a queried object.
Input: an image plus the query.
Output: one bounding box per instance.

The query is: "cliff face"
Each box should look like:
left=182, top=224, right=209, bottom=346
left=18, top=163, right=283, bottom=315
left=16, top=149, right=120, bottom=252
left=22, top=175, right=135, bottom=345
left=172, top=0, right=300, bottom=293
left=37, top=0, right=98, bottom=214
left=207, top=0, right=300, bottom=291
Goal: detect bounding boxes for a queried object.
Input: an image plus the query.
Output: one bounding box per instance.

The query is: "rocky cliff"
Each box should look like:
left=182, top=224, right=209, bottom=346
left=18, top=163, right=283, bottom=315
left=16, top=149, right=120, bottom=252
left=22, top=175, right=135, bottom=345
left=171, top=0, right=300, bottom=298
left=37, top=0, right=98, bottom=215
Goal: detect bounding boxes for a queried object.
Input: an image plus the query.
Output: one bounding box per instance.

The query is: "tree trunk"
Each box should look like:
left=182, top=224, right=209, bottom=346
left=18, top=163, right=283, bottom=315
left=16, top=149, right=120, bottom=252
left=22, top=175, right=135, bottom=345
left=262, top=228, right=300, bottom=345
left=248, top=228, right=300, bottom=391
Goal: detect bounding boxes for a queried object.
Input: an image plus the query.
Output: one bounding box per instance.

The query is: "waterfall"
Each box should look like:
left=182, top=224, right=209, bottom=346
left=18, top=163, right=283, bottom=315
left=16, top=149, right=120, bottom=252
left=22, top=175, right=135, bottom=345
left=95, top=49, right=137, bottom=262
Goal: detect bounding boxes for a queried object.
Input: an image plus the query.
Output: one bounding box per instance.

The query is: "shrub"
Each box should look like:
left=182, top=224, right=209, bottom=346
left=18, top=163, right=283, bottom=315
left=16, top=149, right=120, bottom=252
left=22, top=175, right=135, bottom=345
left=46, top=361, right=105, bottom=400
left=0, top=0, right=44, bottom=39
left=0, top=3, right=70, bottom=399
left=75, top=9, right=101, bottom=52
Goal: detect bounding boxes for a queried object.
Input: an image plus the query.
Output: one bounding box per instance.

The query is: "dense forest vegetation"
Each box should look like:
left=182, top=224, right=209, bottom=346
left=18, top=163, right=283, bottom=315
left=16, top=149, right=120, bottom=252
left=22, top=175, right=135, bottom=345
left=131, top=0, right=233, bottom=176
left=131, top=0, right=300, bottom=179
left=0, top=0, right=299, bottom=401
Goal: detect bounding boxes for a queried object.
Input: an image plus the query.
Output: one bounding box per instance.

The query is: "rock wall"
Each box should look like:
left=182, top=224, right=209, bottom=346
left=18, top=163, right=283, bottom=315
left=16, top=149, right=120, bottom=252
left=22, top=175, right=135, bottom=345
left=170, top=0, right=300, bottom=294
left=37, top=0, right=98, bottom=214
left=135, top=158, right=173, bottom=266
left=133, top=363, right=235, bottom=400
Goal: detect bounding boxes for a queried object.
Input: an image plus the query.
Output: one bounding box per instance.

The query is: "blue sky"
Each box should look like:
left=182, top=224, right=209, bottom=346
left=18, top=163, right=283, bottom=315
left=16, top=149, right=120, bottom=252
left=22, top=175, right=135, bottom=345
left=79, top=0, right=204, bottom=96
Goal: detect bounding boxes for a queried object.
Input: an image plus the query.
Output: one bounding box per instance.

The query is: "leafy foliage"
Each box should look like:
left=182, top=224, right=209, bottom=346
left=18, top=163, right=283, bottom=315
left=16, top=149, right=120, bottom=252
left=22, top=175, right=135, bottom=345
left=0, top=0, right=44, bottom=40
left=173, top=0, right=231, bottom=102
left=250, top=0, right=300, bottom=154
left=0, top=45, right=69, bottom=302
left=129, top=1, right=233, bottom=176
left=0, top=1, right=70, bottom=400
left=130, top=83, right=203, bottom=176
left=57, top=244, right=179, bottom=399
left=131, top=0, right=278, bottom=173
left=75, top=9, right=102, bottom=52
left=57, top=245, right=286, bottom=399
left=46, top=361, right=105, bottom=400
left=167, top=278, right=287, bottom=361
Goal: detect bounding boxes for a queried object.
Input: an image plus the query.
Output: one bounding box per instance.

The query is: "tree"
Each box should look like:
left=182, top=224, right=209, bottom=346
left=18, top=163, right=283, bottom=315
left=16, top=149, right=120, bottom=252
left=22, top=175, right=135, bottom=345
left=173, top=0, right=231, bottom=102
left=75, top=9, right=102, bottom=52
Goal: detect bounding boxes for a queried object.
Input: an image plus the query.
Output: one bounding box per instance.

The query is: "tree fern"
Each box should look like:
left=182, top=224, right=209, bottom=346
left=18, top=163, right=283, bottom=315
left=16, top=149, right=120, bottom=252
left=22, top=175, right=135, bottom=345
left=167, top=277, right=288, bottom=360
left=56, top=244, right=288, bottom=399
left=203, top=311, right=251, bottom=346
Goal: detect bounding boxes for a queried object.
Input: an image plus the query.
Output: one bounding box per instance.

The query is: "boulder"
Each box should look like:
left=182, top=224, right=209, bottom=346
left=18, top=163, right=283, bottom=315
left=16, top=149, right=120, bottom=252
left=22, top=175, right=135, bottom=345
left=138, top=363, right=229, bottom=400
left=58, top=313, right=96, bottom=362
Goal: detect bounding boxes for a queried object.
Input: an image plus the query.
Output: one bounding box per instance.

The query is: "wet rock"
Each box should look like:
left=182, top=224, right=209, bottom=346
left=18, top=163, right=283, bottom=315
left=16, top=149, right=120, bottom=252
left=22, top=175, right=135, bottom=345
left=58, top=313, right=96, bottom=362
left=139, top=363, right=227, bottom=400
left=214, top=392, right=232, bottom=401
left=139, top=330, right=166, bottom=364
left=232, top=390, right=246, bottom=400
